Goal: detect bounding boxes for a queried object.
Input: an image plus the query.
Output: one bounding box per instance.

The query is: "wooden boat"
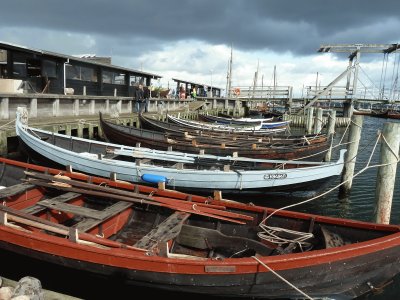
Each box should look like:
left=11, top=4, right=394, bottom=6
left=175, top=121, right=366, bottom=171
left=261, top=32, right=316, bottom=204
left=140, top=114, right=327, bottom=145
left=387, top=110, right=400, bottom=119
left=1, top=157, right=400, bottom=299
left=199, top=114, right=268, bottom=126
left=199, top=113, right=290, bottom=129
left=16, top=108, right=345, bottom=194
left=167, top=114, right=287, bottom=134
left=102, top=114, right=331, bottom=161
left=353, top=108, right=373, bottom=116
left=370, top=110, right=388, bottom=118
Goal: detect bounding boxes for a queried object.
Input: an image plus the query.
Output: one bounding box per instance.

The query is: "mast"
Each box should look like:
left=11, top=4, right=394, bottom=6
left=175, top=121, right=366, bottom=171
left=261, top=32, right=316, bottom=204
left=252, top=60, right=259, bottom=98
left=226, top=45, right=233, bottom=98
left=273, top=65, right=277, bottom=107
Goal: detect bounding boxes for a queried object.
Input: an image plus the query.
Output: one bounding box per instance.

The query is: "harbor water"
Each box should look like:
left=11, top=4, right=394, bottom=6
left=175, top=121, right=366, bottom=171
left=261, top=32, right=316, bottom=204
left=1, top=115, right=399, bottom=299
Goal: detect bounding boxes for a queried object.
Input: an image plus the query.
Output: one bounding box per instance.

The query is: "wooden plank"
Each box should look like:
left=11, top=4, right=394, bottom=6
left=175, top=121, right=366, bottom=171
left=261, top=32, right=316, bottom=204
left=0, top=183, right=35, bottom=198
left=134, top=211, right=190, bottom=250
left=22, top=192, right=81, bottom=215
left=37, top=199, right=105, bottom=220
left=74, top=201, right=133, bottom=232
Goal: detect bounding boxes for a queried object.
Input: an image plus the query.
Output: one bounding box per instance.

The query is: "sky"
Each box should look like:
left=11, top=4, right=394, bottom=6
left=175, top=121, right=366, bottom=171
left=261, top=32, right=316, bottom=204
left=1, top=0, right=400, bottom=97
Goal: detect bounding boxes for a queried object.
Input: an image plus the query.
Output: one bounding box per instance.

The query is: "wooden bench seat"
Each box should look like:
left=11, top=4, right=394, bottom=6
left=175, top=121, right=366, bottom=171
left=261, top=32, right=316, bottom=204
left=0, top=183, right=35, bottom=198
left=73, top=201, right=133, bottom=232
left=22, top=192, right=81, bottom=215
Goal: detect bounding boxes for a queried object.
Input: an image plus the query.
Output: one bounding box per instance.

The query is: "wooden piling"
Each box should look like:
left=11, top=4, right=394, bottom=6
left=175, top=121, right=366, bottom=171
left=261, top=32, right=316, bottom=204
left=339, top=115, right=363, bottom=195
left=306, top=107, right=314, bottom=134
left=373, top=122, right=400, bottom=224
left=324, top=110, right=336, bottom=162
left=314, top=108, right=323, bottom=134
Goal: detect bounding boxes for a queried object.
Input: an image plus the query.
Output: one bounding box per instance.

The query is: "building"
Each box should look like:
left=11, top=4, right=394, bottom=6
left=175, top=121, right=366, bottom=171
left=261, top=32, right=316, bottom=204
left=0, top=41, right=161, bottom=97
left=172, top=78, right=222, bottom=99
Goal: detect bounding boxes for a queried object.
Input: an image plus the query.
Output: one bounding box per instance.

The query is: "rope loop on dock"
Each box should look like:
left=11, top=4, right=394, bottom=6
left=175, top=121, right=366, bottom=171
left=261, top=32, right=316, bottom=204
left=251, top=256, right=314, bottom=300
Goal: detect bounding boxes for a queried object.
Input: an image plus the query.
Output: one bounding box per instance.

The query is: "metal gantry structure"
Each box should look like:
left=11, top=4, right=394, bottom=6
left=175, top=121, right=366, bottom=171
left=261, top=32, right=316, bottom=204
left=297, top=43, right=400, bottom=115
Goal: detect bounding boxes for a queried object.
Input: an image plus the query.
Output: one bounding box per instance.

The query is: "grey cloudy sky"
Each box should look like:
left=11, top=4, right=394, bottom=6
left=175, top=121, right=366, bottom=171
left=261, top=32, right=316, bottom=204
left=1, top=0, right=400, bottom=94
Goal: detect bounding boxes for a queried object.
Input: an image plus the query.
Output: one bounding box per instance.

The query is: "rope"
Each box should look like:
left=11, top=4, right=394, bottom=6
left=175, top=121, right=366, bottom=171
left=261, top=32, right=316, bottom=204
left=251, top=256, right=314, bottom=300
left=259, top=132, right=399, bottom=223
left=0, top=118, right=16, bottom=130
left=257, top=224, right=313, bottom=250
left=380, top=133, right=400, bottom=161
left=78, top=119, right=98, bottom=126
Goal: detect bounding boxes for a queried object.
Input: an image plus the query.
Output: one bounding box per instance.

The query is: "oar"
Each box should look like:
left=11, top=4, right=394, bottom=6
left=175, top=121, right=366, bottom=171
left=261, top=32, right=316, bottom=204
left=24, top=178, right=248, bottom=224
left=24, top=171, right=227, bottom=210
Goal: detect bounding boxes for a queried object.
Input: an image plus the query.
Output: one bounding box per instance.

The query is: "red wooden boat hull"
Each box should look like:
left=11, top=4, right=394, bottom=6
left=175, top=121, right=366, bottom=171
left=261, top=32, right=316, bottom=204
left=1, top=157, right=400, bottom=299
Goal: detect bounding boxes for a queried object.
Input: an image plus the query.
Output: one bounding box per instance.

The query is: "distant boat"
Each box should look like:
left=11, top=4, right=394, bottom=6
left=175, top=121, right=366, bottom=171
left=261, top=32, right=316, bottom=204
left=167, top=114, right=287, bottom=134
left=199, top=113, right=290, bottom=129
left=102, top=113, right=332, bottom=161
left=353, top=108, right=373, bottom=116
left=16, top=108, right=346, bottom=195
left=1, top=155, right=400, bottom=299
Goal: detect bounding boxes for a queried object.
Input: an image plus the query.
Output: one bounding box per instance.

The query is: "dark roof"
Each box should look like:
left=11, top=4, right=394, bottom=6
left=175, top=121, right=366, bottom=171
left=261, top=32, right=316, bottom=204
left=0, top=41, right=162, bottom=79
left=172, top=78, right=221, bottom=90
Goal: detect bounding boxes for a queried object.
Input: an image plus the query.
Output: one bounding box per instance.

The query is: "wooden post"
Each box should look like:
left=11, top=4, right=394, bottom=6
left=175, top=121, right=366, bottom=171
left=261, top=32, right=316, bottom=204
left=313, top=107, right=323, bottom=134
left=374, top=122, right=400, bottom=224
left=29, top=98, right=38, bottom=118
left=52, top=98, right=60, bottom=117
left=306, top=107, right=314, bottom=134
left=324, top=110, right=336, bottom=162
left=0, top=130, right=7, bottom=156
left=0, top=98, right=9, bottom=119
left=73, top=99, right=80, bottom=116
left=339, top=115, right=363, bottom=195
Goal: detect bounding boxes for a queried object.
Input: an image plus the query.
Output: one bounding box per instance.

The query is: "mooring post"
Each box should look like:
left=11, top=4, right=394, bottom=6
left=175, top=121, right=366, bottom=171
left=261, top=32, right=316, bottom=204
left=313, top=107, right=323, bottom=134
left=339, top=114, right=363, bottom=195
left=324, top=110, right=337, bottom=162
left=306, top=107, right=314, bottom=134
left=373, top=122, right=400, bottom=224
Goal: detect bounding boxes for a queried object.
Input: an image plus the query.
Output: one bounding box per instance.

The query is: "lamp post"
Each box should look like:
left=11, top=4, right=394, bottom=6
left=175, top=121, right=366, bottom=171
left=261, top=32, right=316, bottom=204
left=210, top=69, right=213, bottom=98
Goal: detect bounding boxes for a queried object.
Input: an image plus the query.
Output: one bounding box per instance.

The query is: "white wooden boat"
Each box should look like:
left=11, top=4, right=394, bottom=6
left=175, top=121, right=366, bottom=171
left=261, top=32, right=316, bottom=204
left=16, top=108, right=346, bottom=195
left=168, top=115, right=287, bottom=134
left=199, top=114, right=290, bottom=129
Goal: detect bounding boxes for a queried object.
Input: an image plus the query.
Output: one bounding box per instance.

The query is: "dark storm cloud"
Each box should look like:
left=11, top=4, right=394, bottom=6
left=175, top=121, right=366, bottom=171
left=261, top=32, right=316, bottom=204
left=1, top=0, right=399, bottom=56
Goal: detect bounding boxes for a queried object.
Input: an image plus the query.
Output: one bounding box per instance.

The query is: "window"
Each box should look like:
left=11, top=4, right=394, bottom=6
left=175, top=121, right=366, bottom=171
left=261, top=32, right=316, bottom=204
left=103, top=70, right=126, bottom=85
left=66, top=64, right=97, bottom=82
left=42, top=60, right=57, bottom=78
left=26, top=59, right=41, bottom=77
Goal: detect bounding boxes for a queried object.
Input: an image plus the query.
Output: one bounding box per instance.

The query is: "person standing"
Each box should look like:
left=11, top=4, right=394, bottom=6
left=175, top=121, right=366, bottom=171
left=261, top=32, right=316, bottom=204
left=179, top=84, right=186, bottom=100
left=135, top=84, right=145, bottom=113
left=144, top=85, right=150, bottom=113
left=191, top=86, right=197, bottom=99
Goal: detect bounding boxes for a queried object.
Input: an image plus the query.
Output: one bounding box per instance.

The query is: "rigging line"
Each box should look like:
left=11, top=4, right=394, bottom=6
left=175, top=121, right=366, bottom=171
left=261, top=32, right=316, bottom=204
left=382, top=53, right=390, bottom=99
left=358, top=66, right=381, bottom=99
left=390, top=52, right=400, bottom=100
left=389, top=52, right=398, bottom=95
left=251, top=256, right=314, bottom=300
left=378, top=54, right=385, bottom=92
left=379, top=53, right=388, bottom=96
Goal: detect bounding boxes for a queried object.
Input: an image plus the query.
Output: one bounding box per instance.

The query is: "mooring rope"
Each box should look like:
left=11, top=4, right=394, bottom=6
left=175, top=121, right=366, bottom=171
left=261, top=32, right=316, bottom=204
left=78, top=119, right=98, bottom=126
left=258, top=132, right=400, bottom=224
left=251, top=256, right=314, bottom=300
left=0, top=118, right=16, bottom=130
